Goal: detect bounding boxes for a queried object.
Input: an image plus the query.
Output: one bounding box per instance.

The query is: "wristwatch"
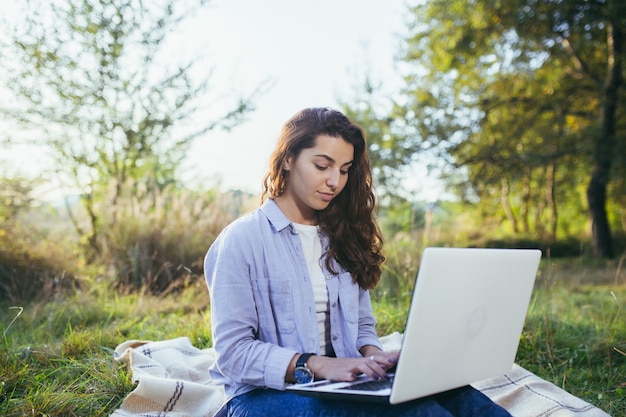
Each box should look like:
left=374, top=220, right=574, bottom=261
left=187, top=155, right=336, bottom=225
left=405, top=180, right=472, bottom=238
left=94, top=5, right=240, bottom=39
left=293, top=353, right=316, bottom=384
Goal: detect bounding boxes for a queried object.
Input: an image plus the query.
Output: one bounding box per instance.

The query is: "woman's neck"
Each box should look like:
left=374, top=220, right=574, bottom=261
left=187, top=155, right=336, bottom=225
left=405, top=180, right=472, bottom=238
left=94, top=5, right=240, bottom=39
left=274, top=197, right=317, bottom=225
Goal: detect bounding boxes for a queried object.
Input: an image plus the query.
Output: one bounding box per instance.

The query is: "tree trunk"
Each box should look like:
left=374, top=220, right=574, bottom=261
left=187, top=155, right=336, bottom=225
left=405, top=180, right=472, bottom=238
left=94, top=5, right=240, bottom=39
left=501, top=177, right=518, bottom=233
left=587, top=178, right=613, bottom=257
left=546, top=162, right=557, bottom=241
left=586, top=19, right=622, bottom=258
left=520, top=168, right=531, bottom=234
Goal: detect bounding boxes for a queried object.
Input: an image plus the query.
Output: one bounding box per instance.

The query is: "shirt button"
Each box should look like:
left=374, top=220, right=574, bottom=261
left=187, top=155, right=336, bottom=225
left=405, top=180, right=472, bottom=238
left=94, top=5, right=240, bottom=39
left=332, top=302, right=337, bottom=308
left=326, top=275, right=332, bottom=280
left=332, top=335, right=338, bottom=341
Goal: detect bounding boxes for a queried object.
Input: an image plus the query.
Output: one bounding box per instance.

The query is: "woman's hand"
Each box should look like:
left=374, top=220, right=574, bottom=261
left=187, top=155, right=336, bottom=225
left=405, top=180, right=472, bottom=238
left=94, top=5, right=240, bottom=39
left=367, top=350, right=400, bottom=373
left=310, top=351, right=399, bottom=382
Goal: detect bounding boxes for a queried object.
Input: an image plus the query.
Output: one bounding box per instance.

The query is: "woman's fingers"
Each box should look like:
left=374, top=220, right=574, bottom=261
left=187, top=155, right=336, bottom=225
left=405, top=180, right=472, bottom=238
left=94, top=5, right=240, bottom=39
left=313, top=353, right=400, bottom=382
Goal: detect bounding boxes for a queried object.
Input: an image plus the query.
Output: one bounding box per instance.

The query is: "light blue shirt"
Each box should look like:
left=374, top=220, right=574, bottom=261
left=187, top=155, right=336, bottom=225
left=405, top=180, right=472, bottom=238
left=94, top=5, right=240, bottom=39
left=204, top=199, right=382, bottom=400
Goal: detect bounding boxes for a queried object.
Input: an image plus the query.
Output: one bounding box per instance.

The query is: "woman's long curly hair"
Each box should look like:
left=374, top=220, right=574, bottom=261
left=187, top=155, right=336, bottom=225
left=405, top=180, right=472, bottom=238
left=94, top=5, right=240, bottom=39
left=261, top=107, right=384, bottom=290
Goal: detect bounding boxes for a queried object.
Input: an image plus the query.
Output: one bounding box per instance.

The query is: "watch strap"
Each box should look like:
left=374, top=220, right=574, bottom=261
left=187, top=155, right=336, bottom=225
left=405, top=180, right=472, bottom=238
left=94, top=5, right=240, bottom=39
left=295, top=353, right=316, bottom=369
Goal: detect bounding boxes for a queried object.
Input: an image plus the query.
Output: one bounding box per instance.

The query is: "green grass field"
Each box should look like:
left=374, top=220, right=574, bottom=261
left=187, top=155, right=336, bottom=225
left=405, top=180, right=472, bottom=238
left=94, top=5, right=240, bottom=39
left=0, top=259, right=624, bottom=416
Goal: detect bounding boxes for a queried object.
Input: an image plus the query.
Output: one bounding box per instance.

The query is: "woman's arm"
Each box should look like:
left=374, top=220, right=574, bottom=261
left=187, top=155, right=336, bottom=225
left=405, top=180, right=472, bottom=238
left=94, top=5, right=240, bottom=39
left=206, top=226, right=297, bottom=390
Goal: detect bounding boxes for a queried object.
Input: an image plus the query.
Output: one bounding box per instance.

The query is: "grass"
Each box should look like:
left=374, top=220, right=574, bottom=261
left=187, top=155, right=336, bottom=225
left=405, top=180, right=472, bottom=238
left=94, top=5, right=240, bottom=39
left=0, top=279, right=213, bottom=417
left=0, top=260, right=624, bottom=416
left=517, top=262, right=626, bottom=415
left=371, top=257, right=626, bottom=415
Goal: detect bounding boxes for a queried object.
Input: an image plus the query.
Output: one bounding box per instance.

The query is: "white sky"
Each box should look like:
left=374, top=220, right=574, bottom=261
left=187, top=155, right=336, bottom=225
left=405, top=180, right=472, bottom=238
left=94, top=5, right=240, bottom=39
left=180, top=0, right=409, bottom=194
left=4, top=0, right=446, bottom=201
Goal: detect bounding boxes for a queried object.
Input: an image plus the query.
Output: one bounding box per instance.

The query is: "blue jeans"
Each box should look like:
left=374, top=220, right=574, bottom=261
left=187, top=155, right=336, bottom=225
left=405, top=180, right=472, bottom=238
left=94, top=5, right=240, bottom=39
left=225, top=385, right=512, bottom=417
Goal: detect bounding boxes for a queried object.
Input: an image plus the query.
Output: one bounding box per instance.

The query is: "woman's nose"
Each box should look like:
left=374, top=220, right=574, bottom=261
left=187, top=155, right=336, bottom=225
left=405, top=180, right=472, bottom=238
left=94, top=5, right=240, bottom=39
left=326, top=169, right=340, bottom=188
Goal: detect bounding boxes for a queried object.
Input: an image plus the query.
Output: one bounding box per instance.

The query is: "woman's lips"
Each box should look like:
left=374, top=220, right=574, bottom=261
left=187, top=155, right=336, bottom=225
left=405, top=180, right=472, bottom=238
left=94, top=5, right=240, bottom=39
left=318, top=192, right=334, bottom=202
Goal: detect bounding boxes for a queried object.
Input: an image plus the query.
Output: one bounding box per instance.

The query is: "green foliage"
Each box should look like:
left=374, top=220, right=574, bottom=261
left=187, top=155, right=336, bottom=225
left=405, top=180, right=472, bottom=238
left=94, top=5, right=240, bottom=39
left=518, top=282, right=625, bottom=415
left=374, top=232, right=421, bottom=301
left=379, top=199, right=427, bottom=235
left=341, top=0, right=626, bottom=254
left=0, top=0, right=260, bottom=262
left=0, top=277, right=212, bottom=416
left=0, top=342, right=134, bottom=417
left=0, top=225, right=78, bottom=304
left=0, top=175, right=39, bottom=223
left=0, top=182, right=81, bottom=303
left=0, top=175, right=254, bottom=300
left=3, top=258, right=621, bottom=416
left=95, top=181, right=252, bottom=292
left=373, top=253, right=625, bottom=415
left=339, top=81, right=430, bottom=200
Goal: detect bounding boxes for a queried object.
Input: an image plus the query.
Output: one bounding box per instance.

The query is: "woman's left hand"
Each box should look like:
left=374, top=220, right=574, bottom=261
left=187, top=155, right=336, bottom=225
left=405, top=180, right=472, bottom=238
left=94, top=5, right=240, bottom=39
left=360, top=345, right=399, bottom=368
left=366, top=350, right=399, bottom=371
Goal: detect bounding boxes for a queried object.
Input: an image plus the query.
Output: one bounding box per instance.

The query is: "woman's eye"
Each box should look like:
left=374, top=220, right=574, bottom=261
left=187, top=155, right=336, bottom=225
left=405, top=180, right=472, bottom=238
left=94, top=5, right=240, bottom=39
left=314, top=163, right=349, bottom=175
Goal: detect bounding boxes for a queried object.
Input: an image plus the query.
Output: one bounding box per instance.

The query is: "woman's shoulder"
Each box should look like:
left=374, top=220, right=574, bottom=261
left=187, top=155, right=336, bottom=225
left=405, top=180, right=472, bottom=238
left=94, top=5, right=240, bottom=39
left=213, top=199, right=290, bottom=247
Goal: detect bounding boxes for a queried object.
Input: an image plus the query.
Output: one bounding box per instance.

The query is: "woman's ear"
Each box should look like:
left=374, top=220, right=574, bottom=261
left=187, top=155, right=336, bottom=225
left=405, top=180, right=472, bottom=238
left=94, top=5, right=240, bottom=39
left=283, top=156, right=292, bottom=172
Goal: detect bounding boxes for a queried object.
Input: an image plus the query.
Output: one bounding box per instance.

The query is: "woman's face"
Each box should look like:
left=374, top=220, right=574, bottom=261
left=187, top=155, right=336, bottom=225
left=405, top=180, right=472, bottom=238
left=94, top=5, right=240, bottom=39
left=278, top=134, right=354, bottom=224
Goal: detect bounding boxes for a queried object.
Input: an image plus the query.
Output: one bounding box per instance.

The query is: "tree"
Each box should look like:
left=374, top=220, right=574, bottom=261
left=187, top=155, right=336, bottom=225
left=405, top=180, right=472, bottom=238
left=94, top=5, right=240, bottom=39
left=340, top=79, right=405, bottom=202
left=339, top=73, right=443, bottom=205
left=0, top=0, right=262, bottom=258
left=396, top=0, right=625, bottom=255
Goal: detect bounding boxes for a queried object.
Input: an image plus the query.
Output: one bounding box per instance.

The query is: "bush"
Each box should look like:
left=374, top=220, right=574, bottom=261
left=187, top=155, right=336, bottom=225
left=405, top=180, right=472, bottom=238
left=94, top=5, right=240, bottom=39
left=0, top=223, right=79, bottom=304
left=98, top=184, right=254, bottom=293
left=0, top=172, right=81, bottom=303
left=484, top=234, right=626, bottom=258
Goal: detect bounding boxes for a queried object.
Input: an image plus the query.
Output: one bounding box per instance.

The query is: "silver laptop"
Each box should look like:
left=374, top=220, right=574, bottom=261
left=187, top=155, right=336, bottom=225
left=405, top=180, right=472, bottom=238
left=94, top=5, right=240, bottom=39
left=287, top=247, right=541, bottom=404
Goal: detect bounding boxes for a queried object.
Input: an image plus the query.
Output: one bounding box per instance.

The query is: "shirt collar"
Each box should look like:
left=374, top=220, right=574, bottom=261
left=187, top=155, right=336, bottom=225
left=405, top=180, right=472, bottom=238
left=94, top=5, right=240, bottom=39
left=260, top=199, right=292, bottom=233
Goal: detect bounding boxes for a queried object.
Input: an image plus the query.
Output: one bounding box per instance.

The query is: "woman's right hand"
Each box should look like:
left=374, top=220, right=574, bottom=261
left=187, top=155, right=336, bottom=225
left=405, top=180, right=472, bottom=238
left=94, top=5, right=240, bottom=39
left=310, top=352, right=398, bottom=382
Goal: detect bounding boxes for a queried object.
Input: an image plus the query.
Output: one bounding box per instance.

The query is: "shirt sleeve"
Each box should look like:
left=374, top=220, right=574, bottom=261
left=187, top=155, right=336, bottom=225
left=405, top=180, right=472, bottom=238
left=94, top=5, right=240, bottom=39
left=205, top=225, right=296, bottom=391
left=356, top=288, right=384, bottom=352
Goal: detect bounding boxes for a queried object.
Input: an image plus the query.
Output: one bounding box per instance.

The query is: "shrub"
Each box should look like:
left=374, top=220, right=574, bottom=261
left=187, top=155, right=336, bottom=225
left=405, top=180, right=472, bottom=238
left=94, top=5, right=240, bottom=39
left=97, top=184, right=254, bottom=293
left=0, top=222, right=79, bottom=304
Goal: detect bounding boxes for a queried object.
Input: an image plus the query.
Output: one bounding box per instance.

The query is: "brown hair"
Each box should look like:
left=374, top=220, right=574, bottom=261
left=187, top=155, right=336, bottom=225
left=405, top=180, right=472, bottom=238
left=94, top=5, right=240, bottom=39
left=261, top=107, right=384, bottom=289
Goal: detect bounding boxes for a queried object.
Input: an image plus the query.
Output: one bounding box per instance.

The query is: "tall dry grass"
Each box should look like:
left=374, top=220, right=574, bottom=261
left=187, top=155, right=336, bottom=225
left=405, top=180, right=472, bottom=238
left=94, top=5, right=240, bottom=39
left=97, top=183, right=254, bottom=292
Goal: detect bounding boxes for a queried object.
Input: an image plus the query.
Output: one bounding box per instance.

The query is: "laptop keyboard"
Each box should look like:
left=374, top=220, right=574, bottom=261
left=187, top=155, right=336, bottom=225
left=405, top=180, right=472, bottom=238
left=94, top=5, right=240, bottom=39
left=338, top=377, right=393, bottom=391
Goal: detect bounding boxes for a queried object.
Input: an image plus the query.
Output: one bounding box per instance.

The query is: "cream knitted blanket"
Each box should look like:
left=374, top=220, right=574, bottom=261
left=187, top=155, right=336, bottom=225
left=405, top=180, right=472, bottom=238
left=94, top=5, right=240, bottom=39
left=110, top=334, right=611, bottom=417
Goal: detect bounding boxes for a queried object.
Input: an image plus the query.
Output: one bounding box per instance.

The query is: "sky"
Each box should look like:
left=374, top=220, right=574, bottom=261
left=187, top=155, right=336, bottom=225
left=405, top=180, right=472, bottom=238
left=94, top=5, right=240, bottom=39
left=179, top=0, right=409, bottom=194
left=4, top=0, right=429, bottom=199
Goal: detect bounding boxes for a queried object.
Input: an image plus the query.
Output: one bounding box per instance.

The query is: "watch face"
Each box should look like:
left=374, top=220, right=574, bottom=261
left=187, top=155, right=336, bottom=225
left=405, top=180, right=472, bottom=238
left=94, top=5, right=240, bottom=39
left=294, top=367, right=314, bottom=384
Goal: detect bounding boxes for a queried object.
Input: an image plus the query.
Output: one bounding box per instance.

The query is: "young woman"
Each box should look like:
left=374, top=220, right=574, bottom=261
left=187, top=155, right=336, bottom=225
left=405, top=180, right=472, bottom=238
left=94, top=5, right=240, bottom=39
left=204, top=107, right=512, bottom=416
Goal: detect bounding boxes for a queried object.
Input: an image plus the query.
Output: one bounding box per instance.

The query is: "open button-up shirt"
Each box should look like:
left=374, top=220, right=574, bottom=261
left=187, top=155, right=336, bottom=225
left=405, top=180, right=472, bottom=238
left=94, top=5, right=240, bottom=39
left=204, top=199, right=382, bottom=400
